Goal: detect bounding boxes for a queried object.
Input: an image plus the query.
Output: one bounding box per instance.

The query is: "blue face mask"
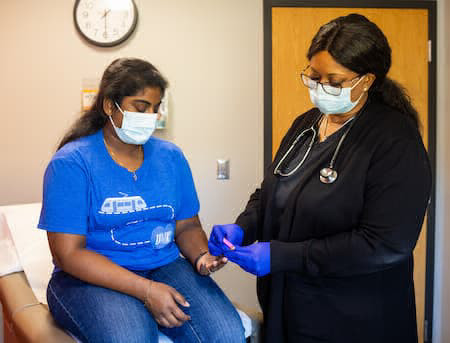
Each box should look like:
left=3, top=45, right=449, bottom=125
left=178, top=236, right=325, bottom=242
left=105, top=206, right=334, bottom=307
left=309, top=76, right=366, bottom=115
left=109, top=102, right=157, bottom=145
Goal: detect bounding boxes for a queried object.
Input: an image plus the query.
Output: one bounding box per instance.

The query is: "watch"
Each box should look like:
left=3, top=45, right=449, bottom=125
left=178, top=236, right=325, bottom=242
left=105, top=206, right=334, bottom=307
left=73, top=0, right=138, bottom=47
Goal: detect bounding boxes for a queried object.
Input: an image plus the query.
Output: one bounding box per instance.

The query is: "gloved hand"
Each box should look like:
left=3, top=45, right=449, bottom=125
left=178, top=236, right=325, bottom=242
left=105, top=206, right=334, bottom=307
left=224, top=242, right=270, bottom=277
left=208, top=224, right=244, bottom=256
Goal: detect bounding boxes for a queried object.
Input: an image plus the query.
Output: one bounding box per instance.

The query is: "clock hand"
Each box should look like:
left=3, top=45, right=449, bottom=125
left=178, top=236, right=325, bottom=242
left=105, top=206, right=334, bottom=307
left=102, top=8, right=111, bottom=37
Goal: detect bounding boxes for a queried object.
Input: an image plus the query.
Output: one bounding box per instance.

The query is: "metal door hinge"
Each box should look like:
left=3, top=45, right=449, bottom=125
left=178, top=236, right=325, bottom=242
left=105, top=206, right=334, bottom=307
left=428, top=40, right=432, bottom=63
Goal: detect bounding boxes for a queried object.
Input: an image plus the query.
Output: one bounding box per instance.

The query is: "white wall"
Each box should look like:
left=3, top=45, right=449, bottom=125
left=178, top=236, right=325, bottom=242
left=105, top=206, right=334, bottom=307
left=433, top=0, right=450, bottom=341
left=0, top=1, right=263, bottom=341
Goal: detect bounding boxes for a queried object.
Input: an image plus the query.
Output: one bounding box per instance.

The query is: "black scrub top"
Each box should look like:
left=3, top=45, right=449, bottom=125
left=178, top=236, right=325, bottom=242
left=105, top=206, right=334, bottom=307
left=235, top=99, right=432, bottom=343
left=274, top=118, right=350, bottom=231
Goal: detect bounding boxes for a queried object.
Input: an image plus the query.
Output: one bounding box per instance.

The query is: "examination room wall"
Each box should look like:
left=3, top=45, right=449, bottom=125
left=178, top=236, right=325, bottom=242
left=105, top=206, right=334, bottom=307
left=0, top=0, right=263, bottom=340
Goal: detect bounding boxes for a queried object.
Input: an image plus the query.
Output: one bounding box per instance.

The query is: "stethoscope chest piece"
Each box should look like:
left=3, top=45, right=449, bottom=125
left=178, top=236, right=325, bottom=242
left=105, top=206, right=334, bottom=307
left=320, top=167, right=337, bottom=184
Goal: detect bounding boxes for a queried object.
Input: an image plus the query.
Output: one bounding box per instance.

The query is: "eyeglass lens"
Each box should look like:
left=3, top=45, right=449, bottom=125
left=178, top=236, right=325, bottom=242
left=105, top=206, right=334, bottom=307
left=301, top=74, right=342, bottom=96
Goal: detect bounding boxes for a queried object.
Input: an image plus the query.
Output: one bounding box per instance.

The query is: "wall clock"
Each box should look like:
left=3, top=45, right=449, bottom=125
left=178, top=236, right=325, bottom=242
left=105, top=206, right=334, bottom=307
left=74, top=0, right=138, bottom=47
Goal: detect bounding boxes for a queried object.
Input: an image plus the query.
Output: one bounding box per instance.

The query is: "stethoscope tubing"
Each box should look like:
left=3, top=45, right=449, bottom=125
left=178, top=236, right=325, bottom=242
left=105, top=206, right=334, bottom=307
left=273, top=125, right=317, bottom=177
left=273, top=109, right=361, bottom=183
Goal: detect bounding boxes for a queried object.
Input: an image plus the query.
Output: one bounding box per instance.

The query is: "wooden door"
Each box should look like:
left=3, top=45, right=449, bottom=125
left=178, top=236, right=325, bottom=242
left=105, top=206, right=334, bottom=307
left=272, top=8, right=429, bottom=342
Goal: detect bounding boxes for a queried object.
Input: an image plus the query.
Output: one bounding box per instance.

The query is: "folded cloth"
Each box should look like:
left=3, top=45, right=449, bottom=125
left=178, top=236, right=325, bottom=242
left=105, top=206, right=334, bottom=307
left=0, top=213, right=23, bottom=277
left=0, top=203, right=52, bottom=304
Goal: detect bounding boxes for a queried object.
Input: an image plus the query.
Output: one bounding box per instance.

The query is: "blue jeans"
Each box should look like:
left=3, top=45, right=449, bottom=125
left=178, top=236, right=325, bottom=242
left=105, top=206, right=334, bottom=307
left=47, top=257, right=245, bottom=343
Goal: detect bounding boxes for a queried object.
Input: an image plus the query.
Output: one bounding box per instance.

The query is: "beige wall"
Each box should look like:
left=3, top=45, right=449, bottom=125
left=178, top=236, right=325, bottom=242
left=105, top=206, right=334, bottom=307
left=0, top=1, right=263, bottom=340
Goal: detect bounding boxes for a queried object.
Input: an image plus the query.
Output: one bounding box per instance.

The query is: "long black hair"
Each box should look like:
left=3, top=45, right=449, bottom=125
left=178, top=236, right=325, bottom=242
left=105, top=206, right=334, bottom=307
left=307, top=13, right=419, bottom=128
left=57, top=58, right=168, bottom=150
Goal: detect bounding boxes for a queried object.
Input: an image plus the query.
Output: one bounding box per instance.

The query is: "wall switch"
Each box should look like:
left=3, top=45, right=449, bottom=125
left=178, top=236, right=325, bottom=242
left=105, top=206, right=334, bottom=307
left=217, top=159, right=230, bottom=180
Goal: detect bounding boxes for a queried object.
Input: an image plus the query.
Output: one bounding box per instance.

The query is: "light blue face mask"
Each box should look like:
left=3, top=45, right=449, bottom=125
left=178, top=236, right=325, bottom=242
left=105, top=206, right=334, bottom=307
left=109, top=102, right=157, bottom=145
left=309, top=76, right=366, bottom=115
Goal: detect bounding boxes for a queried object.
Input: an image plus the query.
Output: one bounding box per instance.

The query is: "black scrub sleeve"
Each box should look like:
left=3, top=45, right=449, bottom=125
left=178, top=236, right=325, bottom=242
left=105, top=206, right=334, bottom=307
left=271, top=137, right=432, bottom=277
left=235, top=188, right=262, bottom=246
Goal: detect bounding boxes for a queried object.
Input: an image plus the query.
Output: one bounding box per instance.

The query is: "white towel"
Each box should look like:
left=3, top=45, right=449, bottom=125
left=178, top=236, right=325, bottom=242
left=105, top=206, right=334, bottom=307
left=0, top=203, right=52, bottom=304
left=0, top=213, right=23, bottom=277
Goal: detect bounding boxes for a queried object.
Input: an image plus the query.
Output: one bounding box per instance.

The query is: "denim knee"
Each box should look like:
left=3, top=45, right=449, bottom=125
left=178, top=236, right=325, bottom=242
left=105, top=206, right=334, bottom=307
left=189, top=300, right=245, bottom=343
left=98, top=322, right=159, bottom=343
left=47, top=272, right=160, bottom=343
left=208, top=308, right=246, bottom=343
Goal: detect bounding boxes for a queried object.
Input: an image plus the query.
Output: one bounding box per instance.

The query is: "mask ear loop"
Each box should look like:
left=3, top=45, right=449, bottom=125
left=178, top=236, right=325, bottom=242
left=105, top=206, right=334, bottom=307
left=348, top=75, right=368, bottom=104
left=350, top=75, right=366, bottom=89
left=108, top=101, right=125, bottom=129
left=114, top=101, right=125, bottom=115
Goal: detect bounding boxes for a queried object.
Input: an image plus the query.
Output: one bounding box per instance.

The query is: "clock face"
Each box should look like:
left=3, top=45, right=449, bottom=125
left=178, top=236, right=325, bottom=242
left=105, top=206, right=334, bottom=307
left=74, top=0, right=138, bottom=47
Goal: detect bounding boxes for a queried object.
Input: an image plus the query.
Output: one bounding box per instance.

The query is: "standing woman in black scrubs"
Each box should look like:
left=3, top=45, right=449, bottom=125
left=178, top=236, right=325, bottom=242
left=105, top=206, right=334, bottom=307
left=209, top=13, right=431, bottom=343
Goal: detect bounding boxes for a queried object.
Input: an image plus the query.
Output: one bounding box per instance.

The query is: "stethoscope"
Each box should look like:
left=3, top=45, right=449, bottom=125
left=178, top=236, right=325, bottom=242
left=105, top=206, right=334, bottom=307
left=273, top=113, right=356, bottom=184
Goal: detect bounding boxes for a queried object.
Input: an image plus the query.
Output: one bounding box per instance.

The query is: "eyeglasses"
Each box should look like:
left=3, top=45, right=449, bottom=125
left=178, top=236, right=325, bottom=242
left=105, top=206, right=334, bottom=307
left=300, top=66, right=361, bottom=96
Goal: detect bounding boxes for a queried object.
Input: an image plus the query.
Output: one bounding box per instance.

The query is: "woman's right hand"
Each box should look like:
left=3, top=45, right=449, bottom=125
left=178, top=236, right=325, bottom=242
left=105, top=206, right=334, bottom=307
left=208, top=224, right=244, bottom=256
left=143, top=280, right=191, bottom=328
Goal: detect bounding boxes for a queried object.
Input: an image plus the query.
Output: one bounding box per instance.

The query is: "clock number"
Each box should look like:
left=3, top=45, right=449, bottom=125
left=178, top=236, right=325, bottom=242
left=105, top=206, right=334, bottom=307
left=85, top=22, right=91, bottom=29
left=113, top=28, right=119, bottom=36
left=103, top=32, right=108, bottom=39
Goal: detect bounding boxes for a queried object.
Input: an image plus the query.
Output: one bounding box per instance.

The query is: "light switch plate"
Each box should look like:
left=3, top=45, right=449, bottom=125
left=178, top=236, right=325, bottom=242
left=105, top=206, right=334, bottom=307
left=217, top=159, right=230, bottom=180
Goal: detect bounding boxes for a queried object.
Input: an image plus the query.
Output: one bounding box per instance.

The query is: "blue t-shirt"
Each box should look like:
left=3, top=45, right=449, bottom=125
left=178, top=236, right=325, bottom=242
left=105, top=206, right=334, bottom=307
left=38, top=130, right=200, bottom=270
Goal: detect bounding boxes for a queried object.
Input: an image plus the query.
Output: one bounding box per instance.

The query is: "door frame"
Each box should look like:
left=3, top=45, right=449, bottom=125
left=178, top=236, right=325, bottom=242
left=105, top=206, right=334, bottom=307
left=263, top=1, right=437, bottom=341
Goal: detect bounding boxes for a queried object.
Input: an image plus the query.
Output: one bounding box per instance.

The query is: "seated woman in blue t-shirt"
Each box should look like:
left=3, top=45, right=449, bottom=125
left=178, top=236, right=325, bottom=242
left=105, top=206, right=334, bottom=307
left=38, top=58, right=245, bottom=343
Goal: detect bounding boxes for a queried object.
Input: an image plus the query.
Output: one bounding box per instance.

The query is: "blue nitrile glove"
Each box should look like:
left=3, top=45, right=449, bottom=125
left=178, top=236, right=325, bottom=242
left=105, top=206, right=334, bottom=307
left=224, top=242, right=270, bottom=277
left=208, top=224, right=244, bottom=256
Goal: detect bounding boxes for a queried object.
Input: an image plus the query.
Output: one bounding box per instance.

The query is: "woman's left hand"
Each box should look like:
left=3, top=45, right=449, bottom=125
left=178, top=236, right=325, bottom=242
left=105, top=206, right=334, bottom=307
left=196, top=253, right=228, bottom=275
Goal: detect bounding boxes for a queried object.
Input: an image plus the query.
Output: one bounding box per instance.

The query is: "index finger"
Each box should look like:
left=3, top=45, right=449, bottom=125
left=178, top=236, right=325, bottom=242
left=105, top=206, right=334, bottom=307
left=208, top=240, right=223, bottom=256
left=211, top=225, right=225, bottom=243
left=170, top=303, right=191, bottom=323
left=171, top=288, right=190, bottom=307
